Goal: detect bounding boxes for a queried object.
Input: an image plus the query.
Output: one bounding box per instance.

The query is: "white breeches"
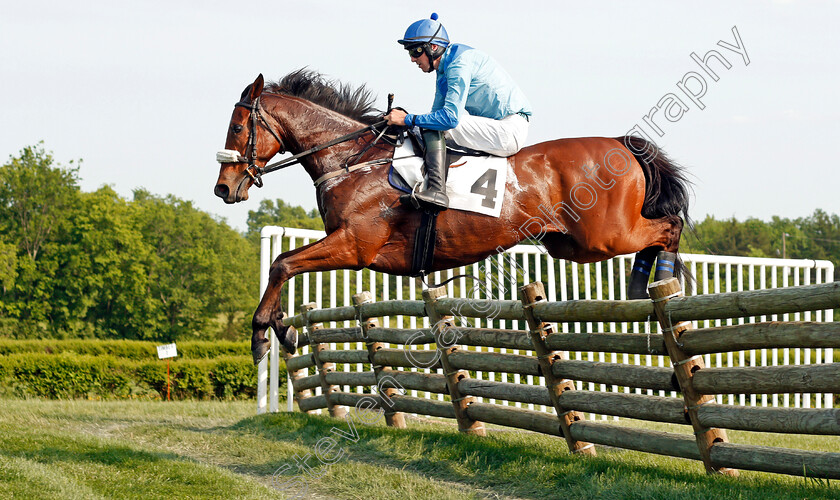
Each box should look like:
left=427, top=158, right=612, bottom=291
left=445, top=112, right=529, bottom=157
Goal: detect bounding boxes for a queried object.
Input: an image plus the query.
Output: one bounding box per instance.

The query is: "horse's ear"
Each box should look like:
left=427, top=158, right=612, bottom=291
left=240, top=84, right=253, bottom=102
left=250, top=74, right=265, bottom=101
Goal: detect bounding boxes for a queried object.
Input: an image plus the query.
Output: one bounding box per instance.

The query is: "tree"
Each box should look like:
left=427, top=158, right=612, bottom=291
left=793, top=210, right=840, bottom=263
left=0, top=143, right=80, bottom=260
left=0, top=144, right=81, bottom=332
left=246, top=198, right=324, bottom=242
left=0, top=241, right=15, bottom=294
left=51, top=186, right=157, bottom=338
left=131, top=190, right=257, bottom=341
left=683, top=211, right=840, bottom=271
left=0, top=144, right=261, bottom=341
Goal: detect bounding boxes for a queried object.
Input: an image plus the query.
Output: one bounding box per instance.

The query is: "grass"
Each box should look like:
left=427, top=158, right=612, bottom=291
left=0, top=399, right=837, bottom=499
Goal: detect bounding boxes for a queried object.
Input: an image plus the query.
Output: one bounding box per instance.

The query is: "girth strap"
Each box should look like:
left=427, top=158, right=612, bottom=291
left=411, top=210, right=439, bottom=277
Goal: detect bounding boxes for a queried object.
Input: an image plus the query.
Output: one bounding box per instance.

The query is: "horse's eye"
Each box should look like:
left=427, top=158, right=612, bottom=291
left=232, top=124, right=243, bottom=134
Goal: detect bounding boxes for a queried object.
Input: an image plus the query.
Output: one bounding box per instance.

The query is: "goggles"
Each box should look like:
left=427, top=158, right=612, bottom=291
left=406, top=45, right=425, bottom=58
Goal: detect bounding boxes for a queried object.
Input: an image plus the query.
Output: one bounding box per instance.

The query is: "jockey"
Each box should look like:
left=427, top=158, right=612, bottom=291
left=385, top=13, right=532, bottom=211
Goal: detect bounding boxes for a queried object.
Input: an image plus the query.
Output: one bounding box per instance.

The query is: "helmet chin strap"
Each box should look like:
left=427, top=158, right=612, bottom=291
left=422, top=22, right=446, bottom=69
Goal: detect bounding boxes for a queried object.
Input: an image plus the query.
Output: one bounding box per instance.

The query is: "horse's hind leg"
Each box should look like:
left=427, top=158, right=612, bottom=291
left=653, top=250, right=678, bottom=281
left=627, top=217, right=685, bottom=299
left=628, top=248, right=682, bottom=299
left=627, top=247, right=659, bottom=299
left=652, top=216, right=686, bottom=283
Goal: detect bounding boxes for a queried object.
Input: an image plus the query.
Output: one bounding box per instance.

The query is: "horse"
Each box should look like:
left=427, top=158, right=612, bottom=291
left=214, top=70, right=692, bottom=364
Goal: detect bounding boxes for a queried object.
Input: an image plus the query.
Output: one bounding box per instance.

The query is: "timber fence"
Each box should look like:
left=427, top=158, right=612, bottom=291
left=278, top=278, right=840, bottom=480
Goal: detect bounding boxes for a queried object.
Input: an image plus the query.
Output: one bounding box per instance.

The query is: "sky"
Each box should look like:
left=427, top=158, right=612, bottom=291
left=2, top=1, right=839, bottom=232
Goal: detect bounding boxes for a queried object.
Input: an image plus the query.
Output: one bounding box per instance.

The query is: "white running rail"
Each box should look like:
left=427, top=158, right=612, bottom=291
left=257, top=226, right=835, bottom=414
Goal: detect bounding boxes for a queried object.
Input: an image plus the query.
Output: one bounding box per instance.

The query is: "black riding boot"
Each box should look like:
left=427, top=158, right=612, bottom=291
left=401, top=129, right=449, bottom=211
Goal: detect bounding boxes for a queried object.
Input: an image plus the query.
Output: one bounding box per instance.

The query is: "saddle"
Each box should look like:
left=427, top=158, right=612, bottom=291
left=388, top=135, right=508, bottom=217
left=387, top=129, right=508, bottom=277
left=388, top=129, right=487, bottom=194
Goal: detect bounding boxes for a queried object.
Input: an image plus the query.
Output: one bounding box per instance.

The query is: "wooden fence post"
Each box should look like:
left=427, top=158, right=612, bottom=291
left=520, top=281, right=597, bottom=456
left=303, top=302, right=347, bottom=419
left=423, top=286, right=486, bottom=436
left=281, top=314, right=314, bottom=412
left=353, top=292, right=407, bottom=428
left=648, top=278, right=738, bottom=476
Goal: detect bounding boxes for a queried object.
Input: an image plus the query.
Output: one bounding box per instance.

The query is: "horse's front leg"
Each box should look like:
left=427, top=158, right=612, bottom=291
left=251, top=229, right=363, bottom=364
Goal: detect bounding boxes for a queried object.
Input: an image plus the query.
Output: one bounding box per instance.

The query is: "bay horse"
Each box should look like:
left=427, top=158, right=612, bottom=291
left=214, top=70, right=692, bottom=364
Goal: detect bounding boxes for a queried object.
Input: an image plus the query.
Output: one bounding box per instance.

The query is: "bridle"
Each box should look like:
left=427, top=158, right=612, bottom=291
left=216, top=95, right=391, bottom=189
left=226, top=97, right=286, bottom=188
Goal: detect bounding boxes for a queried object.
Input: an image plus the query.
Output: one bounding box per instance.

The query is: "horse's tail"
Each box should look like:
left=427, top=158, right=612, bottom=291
left=617, top=135, right=695, bottom=290
left=617, top=136, right=692, bottom=226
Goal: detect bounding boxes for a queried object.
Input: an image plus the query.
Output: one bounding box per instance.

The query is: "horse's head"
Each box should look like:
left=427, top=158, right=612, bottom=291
left=214, top=74, right=286, bottom=204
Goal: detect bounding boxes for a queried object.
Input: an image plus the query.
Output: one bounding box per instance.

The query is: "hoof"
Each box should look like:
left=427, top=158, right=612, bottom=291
left=252, top=338, right=270, bottom=365
left=280, top=325, right=298, bottom=355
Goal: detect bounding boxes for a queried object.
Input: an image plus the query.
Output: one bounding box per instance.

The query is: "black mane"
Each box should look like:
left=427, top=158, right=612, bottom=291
left=265, top=69, right=381, bottom=125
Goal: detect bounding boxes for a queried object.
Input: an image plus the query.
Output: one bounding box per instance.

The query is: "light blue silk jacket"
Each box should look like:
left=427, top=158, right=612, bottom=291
left=405, top=43, right=532, bottom=130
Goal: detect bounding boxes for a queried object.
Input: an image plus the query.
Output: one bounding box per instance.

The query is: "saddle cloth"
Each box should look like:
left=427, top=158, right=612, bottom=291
left=388, top=139, right=508, bottom=218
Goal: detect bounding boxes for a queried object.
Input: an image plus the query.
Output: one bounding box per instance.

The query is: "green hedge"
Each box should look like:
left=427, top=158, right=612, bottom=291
left=0, top=352, right=286, bottom=401
left=0, top=339, right=251, bottom=361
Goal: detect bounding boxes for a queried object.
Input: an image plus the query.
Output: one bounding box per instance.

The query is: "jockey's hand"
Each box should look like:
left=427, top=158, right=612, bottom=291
left=384, top=108, right=408, bottom=127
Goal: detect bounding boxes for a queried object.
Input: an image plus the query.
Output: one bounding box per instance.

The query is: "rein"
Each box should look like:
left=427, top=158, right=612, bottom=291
left=265, top=119, right=388, bottom=177
left=216, top=96, right=390, bottom=189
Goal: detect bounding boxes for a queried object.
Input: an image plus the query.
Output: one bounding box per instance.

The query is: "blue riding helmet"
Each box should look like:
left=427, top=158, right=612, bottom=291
left=398, top=13, right=449, bottom=60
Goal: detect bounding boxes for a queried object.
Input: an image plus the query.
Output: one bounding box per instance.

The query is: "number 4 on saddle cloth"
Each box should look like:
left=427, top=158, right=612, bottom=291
left=388, top=137, right=508, bottom=218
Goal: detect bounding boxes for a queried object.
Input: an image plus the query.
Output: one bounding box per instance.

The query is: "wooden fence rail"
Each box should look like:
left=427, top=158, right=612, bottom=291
left=276, top=278, right=840, bottom=480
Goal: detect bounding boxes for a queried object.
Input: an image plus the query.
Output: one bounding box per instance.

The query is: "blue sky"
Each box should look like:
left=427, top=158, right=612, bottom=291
left=2, top=1, right=838, bottom=231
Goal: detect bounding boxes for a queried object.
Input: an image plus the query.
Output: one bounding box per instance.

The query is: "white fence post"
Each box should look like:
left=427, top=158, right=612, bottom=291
left=256, top=227, right=273, bottom=414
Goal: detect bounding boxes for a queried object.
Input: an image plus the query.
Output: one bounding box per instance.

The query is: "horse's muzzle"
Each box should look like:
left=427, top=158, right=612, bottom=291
left=214, top=175, right=251, bottom=204
left=214, top=183, right=230, bottom=201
